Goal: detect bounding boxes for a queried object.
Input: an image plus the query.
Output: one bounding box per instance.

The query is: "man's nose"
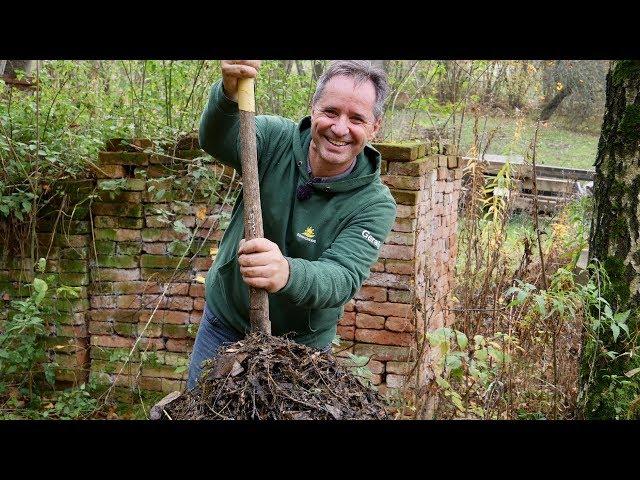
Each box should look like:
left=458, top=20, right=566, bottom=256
left=330, top=115, right=349, bottom=137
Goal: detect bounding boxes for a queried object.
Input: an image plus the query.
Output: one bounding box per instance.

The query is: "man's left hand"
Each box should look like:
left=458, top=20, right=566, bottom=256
left=237, top=238, right=290, bottom=293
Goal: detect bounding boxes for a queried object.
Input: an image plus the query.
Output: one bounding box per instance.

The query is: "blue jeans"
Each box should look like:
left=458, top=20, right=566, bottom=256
left=187, top=303, right=332, bottom=390
left=187, top=304, right=244, bottom=390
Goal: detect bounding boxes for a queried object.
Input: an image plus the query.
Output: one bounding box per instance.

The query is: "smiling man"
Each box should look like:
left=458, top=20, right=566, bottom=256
left=187, top=60, right=397, bottom=389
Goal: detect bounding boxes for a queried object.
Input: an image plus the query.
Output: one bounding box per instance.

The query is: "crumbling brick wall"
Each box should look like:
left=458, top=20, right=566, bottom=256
left=1, top=139, right=462, bottom=403
left=337, top=141, right=462, bottom=401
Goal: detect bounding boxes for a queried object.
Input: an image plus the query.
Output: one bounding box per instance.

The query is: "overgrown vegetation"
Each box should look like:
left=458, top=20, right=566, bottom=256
left=1, top=60, right=621, bottom=420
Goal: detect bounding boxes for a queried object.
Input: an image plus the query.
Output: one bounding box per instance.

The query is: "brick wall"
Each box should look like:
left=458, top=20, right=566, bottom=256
left=1, top=138, right=462, bottom=404
left=337, top=140, right=462, bottom=401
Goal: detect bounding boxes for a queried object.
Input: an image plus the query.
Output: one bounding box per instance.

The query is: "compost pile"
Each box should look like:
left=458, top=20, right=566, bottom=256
left=161, top=333, right=390, bottom=420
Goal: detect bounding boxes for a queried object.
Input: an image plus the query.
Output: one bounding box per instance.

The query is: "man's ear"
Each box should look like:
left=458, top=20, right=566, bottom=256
left=369, top=118, right=382, bottom=141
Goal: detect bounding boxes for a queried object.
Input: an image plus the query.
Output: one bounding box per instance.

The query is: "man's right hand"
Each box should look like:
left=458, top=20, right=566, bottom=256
left=221, top=60, right=261, bottom=103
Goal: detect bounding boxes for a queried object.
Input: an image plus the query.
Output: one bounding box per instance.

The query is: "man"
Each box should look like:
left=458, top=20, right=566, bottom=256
left=187, top=60, right=397, bottom=389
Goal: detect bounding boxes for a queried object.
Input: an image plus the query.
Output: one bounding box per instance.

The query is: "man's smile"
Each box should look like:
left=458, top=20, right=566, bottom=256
left=325, top=137, right=349, bottom=147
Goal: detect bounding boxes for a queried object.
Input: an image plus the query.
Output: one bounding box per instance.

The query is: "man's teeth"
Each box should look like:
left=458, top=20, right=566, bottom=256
left=327, top=139, right=348, bottom=146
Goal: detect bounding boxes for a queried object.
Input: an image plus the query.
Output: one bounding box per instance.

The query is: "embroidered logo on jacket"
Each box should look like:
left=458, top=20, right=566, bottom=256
left=297, top=226, right=317, bottom=243
left=361, top=229, right=381, bottom=249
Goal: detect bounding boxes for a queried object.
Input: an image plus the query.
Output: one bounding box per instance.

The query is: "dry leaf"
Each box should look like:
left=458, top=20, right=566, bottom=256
left=196, top=206, right=207, bottom=221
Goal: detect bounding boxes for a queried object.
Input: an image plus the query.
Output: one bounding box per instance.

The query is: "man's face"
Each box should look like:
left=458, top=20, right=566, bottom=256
left=310, top=75, right=381, bottom=174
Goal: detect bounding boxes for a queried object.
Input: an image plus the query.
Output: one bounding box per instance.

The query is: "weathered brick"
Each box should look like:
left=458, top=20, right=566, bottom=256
left=141, top=228, right=189, bottom=242
left=55, top=312, right=86, bottom=326
left=90, top=295, right=117, bottom=309
left=91, top=164, right=125, bottom=179
left=94, top=216, right=144, bottom=229
left=387, top=156, right=437, bottom=176
left=354, top=286, right=387, bottom=302
left=59, top=259, right=88, bottom=273
left=355, top=328, right=413, bottom=346
left=166, top=338, right=193, bottom=352
left=140, top=255, right=189, bottom=269
left=94, top=255, right=139, bottom=269
left=98, top=151, right=149, bottom=166
left=386, top=316, right=416, bottom=333
left=95, top=190, right=142, bottom=204
left=344, top=299, right=355, bottom=312
left=356, top=301, right=412, bottom=318
left=91, top=335, right=134, bottom=349
left=162, top=324, right=189, bottom=338
left=57, top=324, right=88, bottom=339
left=88, top=321, right=113, bottom=335
left=355, top=313, right=385, bottom=329
left=143, top=242, right=167, bottom=255
left=89, top=309, right=140, bottom=323
left=386, top=361, right=413, bottom=375
left=193, top=297, right=205, bottom=311
left=138, top=322, right=163, bottom=337
left=142, top=364, right=187, bottom=381
left=371, top=261, right=385, bottom=272
left=91, top=267, right=140, bottom=282
left=93, top=240, right=116, bottom=255
left=381, top=175, right=423, bottom=191
left=141, top=269, right=192, bottom=282
left=392, top=218, right=417, bottom=233
left=193, top=257, right=213, bottom=270
left=395, top=204, right=417, bottom=219
left=139, top=310, right=190, bottom=324
left=114, top=321, right=138, bottom=336
left=379, top=244, right=413, bottom=260
left=139, top=376, right=163, bottom=391
left=59, top=272, right=90, bottom=286
left=367, top=359, right=385, bottom=375
left=338, top=311, right=355, bottom=326
left=385, top=259, right=414, bottom=275
left=386, top=231, right=414, bottom=246
left=336, top=325, right=355, bottom=341
left=189, top=284, right=205, bottom=298
left=363, top=272, right=412, bottom=290
left=117, top=295, right=143, bottom=309
left=92, top=202, right=143, bottom=217
left=372, top=141, right=422, bottom=161
left=94, top=228, right=142, bottom=242
left=353, top=343, right=415, bottom=362
left=390, top=189, right=421, bottom=206
left=386, top=373, right=415, bottom=388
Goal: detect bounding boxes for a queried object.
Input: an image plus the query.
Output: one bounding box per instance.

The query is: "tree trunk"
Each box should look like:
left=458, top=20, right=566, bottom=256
left=538, top=84, right=573, bottom=121
left=584, top=60, right=640, bottom=419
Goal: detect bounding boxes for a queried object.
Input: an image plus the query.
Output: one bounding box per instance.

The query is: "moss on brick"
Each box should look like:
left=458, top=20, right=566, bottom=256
left=93, top=240, right=116, bottom=255
left=94, top=228, right=118, bottom=241
left=92, top=202, right=143, bottom=218
left=117, top=242, right=143, bottom=255
left=140, top=255, right=189, bottom=269
left=59, top=272, right=90, bottom=286
left=59, top=259, right=88, bottom=273
left=95, top=255, right=139, bottom=269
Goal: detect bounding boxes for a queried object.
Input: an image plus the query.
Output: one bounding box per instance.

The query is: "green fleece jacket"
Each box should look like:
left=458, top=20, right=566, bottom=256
left=199, top=80, right=396, bottom=349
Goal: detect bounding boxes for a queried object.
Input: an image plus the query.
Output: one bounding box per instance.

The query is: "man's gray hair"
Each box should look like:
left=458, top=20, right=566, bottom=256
left=311, top=60, right=389, bottom=120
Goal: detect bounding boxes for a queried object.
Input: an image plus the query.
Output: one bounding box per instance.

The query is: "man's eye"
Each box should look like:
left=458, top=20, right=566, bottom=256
left=323, top=110, right=337, bottom=117
left=351, top=117, right=364, bottom=125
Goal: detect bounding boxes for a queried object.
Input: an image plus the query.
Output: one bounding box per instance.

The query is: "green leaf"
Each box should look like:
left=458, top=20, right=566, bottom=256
left=172, top=219, right=190, bottom=235
left=445, top=355, right=462, bottom=372
left=614, top=310, right=631, bottom=324
left=611, top=323, right=620, bottom=342
left=32, top=278, right=48, bottom=305
left=455, top=331, right=468, bottom=350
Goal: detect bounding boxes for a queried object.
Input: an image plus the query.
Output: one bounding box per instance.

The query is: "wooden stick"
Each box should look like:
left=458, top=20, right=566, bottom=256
left=238, top=77, right=271, bottom=335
